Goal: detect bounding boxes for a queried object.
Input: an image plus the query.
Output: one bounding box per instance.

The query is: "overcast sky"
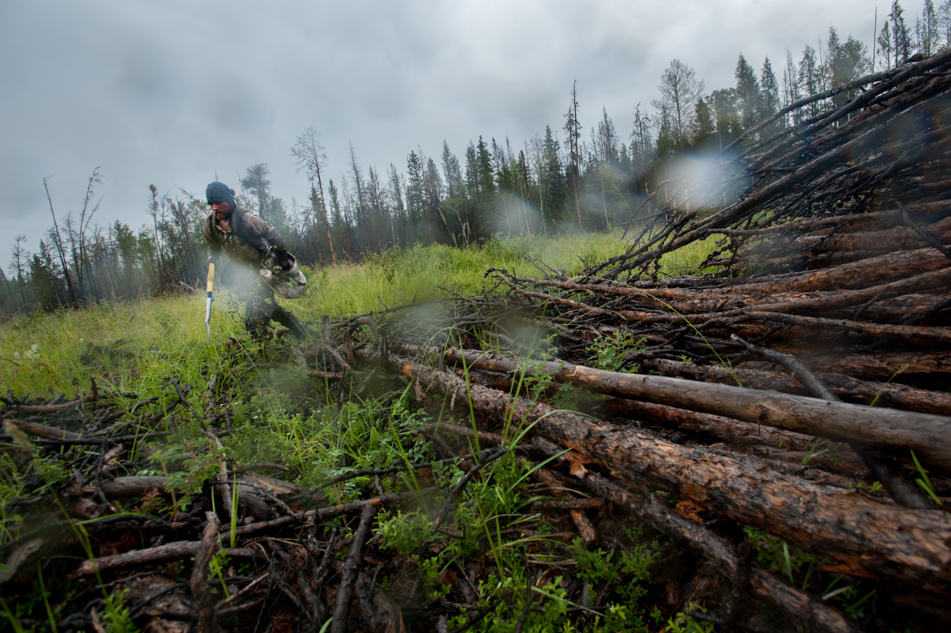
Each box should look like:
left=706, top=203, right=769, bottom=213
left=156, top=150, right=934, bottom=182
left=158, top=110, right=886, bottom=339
left=1, top=0, right=882, bottom=271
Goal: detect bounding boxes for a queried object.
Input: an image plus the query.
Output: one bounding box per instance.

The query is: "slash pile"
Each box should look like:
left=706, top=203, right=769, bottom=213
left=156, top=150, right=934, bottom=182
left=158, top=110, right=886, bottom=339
left=360, top=49, right=951, bottom=631
left=2, top=52, right=951, bottom=633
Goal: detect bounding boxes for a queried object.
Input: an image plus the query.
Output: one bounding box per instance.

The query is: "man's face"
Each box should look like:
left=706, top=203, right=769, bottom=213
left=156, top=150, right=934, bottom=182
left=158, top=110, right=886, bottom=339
left=211, top=200, right=233, bottom=221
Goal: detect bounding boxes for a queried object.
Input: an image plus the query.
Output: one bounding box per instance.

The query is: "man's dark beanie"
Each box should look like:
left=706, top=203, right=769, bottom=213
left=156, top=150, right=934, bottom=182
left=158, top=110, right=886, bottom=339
left=206, top=182, right=236, bottom=206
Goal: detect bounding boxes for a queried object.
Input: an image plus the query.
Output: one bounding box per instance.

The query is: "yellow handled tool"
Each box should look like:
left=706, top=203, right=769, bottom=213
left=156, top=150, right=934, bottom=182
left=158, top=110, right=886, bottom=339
left=205, top=263, right=215, bottom=342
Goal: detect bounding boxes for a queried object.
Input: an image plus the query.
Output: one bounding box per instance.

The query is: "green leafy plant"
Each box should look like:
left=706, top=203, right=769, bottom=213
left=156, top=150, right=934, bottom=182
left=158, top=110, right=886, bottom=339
left=377, top=509, right=437, bottom=556
left=99, top=587, right=138, bottom=633
left=209, top=550, right=231, bottom=599
left=666, top=604, right=716, bottom=633
left=154, top=444, right=221, bottom=513
left=590, top=331, right=645, bottom=373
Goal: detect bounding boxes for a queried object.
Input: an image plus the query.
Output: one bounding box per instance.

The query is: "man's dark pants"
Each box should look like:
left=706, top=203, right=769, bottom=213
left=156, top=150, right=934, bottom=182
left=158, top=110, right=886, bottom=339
left=241, top=274, right=307, bottom=340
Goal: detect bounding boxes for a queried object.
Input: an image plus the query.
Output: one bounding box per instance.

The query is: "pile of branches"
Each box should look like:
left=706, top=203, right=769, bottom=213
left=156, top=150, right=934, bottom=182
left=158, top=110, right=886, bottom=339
left=3, top=52, right=951, bottom=633
left=337, top=48, right=951, bottom=630
left=595, top=47, right=951, bottom=281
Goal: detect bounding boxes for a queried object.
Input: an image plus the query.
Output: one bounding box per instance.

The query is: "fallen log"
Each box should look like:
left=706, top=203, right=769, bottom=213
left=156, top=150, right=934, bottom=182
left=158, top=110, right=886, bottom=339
left=415, top=346, right=951, bottom=470
left=330, top=502, right=377, bottom=633
left=731, top=334, right=933, bottom=509
left=3, top=419, right=81, bottom=441
left=190, top=512, right=222, bottom=633
left=638, top=358, right=951, bottom=415
left=374, top=349, right=951, bottom=602
left=573, top=472, right=866, bottom=633
left=727, top=248, right=951, bottom=295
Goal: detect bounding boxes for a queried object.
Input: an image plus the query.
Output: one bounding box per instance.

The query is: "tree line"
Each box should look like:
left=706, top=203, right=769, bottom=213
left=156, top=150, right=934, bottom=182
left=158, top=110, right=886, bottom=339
left=3, top=1, right=947, bottom=316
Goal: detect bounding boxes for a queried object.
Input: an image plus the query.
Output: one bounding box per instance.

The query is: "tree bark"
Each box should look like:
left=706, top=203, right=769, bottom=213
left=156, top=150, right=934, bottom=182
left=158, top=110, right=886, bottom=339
left=373, top=349, right=951, bottom=598
left=424, top=347, right=951, bottom=469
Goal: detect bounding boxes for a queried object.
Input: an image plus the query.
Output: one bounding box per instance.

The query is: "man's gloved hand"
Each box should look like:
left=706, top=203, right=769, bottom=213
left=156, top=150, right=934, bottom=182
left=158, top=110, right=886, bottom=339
left=276, top=250, right=292, bottom=271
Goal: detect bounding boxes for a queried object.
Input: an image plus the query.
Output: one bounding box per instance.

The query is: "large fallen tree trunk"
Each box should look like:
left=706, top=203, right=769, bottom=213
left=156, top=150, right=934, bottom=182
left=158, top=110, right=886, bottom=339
left=396, top=345, right=951, bottom=469
left=365, top=349, right=951, bottom=613
left=637, top=357, right=951, bottom=416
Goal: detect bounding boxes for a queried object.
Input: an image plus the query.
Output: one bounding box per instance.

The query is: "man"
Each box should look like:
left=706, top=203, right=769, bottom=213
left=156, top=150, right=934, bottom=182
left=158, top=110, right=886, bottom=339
left=202, top=181, right=309, bottom=340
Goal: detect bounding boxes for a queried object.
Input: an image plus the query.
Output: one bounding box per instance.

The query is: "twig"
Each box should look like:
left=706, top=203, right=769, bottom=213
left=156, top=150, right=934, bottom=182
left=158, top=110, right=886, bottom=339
left=190, top=511, right=223, bottom=633
left=330, top=502, right=378, bottom=633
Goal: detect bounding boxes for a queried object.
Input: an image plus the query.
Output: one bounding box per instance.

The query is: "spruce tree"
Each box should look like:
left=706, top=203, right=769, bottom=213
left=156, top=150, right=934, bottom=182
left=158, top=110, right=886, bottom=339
left=735, top=54, right=761, bottom=132
left=940, top=0, right=951, bottom=48
left=760, top=57, right=780, bottom=123
left=798, top=45, right=821, bottom=117
left=629, top=104, right=654, bottom=175
left=440, top=141, right=464, bottom=200
left=891, top=0, right=912, bottom=65
left=405, top=151, right=425, bottom=243
left=691, top=97, right=715, bottom=147
left=563, top=81, right=584, bottom=232
left=241, top=164, right=271, bottom=221
left=878, top=20, right=893, bottom=70
left=709, top=89, right=739, bottom=150
left=782, top=51, right=802, bottom=125
left=543, top=126, right=568, bottom=226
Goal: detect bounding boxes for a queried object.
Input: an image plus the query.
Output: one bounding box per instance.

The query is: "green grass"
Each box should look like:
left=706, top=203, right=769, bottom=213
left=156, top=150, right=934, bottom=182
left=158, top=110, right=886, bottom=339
left=0, top=232, right=717, bottom=398
left=0, top=230, right=725, bottom=631
left=293, top=231, right=645, bottom=320
left=0, top=293, right=248, bottom=398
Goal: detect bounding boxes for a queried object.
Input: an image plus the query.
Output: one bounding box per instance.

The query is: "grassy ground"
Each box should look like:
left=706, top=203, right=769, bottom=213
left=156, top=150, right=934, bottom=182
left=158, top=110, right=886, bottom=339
left=0, top=231, right=716, bottom=397
left=0, top=231, right=722, bottom=631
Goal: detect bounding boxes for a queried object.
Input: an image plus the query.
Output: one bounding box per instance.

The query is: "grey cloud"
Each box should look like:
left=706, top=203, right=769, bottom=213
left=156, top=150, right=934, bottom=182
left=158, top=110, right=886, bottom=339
left=1, top=0, right=878, bottom=266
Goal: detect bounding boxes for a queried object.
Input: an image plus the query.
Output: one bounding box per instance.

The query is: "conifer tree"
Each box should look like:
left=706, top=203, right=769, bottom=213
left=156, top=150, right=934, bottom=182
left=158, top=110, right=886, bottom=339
left=782, top=51, right=802, bottom=125
left=940, top=0, right=951, bottom=47
left=709, top=89, right=739, bottom=150
left=241, top=164, right=271, bottom=221
left=629, top=104, right=654, bottom=175
left=405, top=151, right=425, bottom=243
left=691, top=97, right=715, bottom=147
left=441, top=141, right=464, bottom=199
left=593, top=107, right=620, bottom=164
left=563, top=80, right=584, bottom=232
left=387, top=164, right=408, bottom=247
left=464, top=143, right=479, bottom=200
left=543, top=126, right=568, bottom=227
left=922, top=0, right=940, bottom=55
left=798, top=45, right=821, bottom=117
left=760, top=57, right=780, bottom=125
left=878, top=20, right=893, bottom=70
left=735, top=54, right=761, bottom=132
left=327, top=179, right=350, bottom=259
left=9, top=235, right=28, bottom=306
left=891, top=0, right=912, bottom=65
left=476, top=137, right=494, bottom=197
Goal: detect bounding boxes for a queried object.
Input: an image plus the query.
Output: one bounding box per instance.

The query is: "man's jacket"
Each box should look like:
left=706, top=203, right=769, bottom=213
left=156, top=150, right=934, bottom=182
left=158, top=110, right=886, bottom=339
left=202, top=205, right=287, bottom=267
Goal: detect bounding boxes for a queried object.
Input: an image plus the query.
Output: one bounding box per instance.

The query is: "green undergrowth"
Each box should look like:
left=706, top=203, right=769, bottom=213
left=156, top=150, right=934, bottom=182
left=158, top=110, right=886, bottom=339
left=0, top=293, right=248, bottom=397
left=292, top=230, right=643, bottom=320
left=0, top=231, right=729, bottom=631
left=0, top=231, right=716, bottom=397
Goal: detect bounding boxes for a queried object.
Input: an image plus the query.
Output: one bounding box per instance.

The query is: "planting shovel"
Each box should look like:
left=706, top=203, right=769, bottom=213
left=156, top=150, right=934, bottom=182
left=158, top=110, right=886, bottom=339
left=205, top=263, right=215, bottom=342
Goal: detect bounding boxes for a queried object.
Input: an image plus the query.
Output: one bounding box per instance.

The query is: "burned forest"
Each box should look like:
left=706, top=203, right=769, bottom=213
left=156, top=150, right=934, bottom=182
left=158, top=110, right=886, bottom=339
left=3, top=50, right=951, bottom=632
